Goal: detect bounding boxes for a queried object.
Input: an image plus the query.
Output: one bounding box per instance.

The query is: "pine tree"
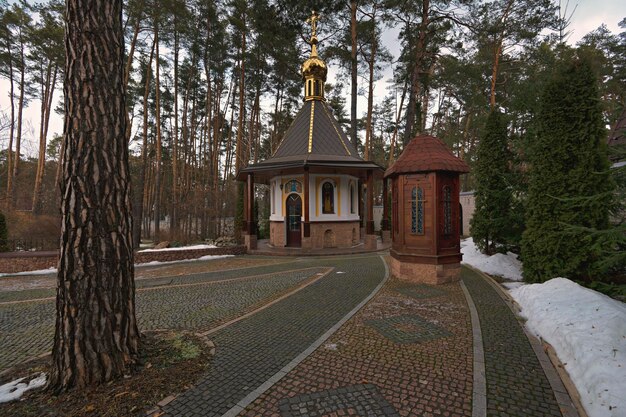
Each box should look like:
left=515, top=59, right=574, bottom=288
left=521, top=56, right=614, bottom=283
left=470, top=110, right=513, bottom=254
left=50, top=0, right=139, bottom=391
left=0, top=211, right=8, bottom=252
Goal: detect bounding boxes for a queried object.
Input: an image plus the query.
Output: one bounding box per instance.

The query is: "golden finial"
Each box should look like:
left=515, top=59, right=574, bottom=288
left=306, top=10, right=320, bottom=40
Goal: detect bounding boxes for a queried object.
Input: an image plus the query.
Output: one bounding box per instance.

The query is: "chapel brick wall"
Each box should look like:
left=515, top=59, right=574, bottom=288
left=309, top=221, right=360, bottom=249
left=270, top=222, right=286, bottom=247
left=390, top=256, right=460, bottom=285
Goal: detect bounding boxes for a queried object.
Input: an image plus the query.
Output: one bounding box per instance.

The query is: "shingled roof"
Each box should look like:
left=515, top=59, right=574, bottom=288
left=262, top=100, right=363, bottom=164
left=238, top=100, right=382, bottom=181
left=385, top=135, right=469, bottom=178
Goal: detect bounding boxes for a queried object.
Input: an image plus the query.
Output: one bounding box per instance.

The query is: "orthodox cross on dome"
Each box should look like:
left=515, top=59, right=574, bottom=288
left=306, top=10, right=321, bottom=40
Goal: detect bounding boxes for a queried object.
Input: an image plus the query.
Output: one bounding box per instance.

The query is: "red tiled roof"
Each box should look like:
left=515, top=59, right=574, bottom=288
left=384, top=135, right=470, bottom=177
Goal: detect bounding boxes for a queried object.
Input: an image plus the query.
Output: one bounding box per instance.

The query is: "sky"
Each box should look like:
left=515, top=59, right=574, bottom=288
left=1, top=0, right=625, bottom=158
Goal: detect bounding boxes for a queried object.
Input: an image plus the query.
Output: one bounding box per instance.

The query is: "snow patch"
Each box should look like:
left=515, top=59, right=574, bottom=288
left=136, top=255, right=234, bottom=267
left=461, top=238, right=523, bottom=281
left=510, top=278, right=626, bottom=417
left=138, top=244, right=217, bottom=253
left=1, top=255, right=235, bottom=275
left=501, top=282, right=525, bottom=290
left=0, top=267, right=57, bottom=278
left=0, top=373, right=47, bottom=403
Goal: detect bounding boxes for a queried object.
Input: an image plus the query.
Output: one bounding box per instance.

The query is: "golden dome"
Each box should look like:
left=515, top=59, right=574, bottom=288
left=302, top=36, right=327, bottom=81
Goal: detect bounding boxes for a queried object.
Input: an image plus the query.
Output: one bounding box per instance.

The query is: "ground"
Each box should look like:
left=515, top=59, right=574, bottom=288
left=0, top=253, right=577, bottom=416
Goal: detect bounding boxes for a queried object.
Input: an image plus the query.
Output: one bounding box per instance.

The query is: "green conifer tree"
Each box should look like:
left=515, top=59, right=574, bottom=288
left=521, top=56, right=614, bottom=283
left=470, top=110, right=513, bottom=254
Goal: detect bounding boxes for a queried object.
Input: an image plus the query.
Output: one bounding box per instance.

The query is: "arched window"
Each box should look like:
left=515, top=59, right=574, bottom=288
left=443, top=186, right=452, bottom=236
left=314, top=80, right=321, bottom=96
left=307, top=80, right=312, bottom=96
left=349, top=183, right=356, bottom=214
left=411, top=187, right=425, bottom=235
left=322, top=181, right=334, bottom=214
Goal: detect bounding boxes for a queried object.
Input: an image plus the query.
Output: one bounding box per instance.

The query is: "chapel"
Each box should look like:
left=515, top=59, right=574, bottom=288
left=236, top=12, right=384, bottom=250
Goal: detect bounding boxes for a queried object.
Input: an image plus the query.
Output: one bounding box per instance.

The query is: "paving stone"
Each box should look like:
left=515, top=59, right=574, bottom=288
left=244, top=269, right=473, bottom=417
left=393, top=283, right=447, bottom=300
left=461, top=267, right=563, bottom=417
left=161, top=256, right=386, bottom=417
left=0, top=262, right=327, bottom=371
left=365, top=314, right=452, bottom=344
left=277, top=384, right=399, bottom=417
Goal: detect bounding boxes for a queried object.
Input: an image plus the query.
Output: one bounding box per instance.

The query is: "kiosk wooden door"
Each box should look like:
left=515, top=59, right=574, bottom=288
left=286, top=194, right=302, bottom=247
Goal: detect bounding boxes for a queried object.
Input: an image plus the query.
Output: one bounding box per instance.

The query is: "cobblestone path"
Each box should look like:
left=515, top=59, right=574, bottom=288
left=1, top=255, right=575, bottom=417
left=241, top=269, right=473, bottom=417
left=462, top=267, right=563, bottom=417
left=162, top=255, right=387, bottom=417
left=0, top=261, right=330, bottom=371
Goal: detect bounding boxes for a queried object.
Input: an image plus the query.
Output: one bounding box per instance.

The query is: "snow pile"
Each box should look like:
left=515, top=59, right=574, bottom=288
left=460, top=238, right=523, bottom=281
left=510, top=278, right=626, bottom=417
left=138, top=244, right=217, bottom=253
left=136, top=254, right=234, bottom=267
left=2, top=255, right=235, bottom=276
left=0, top=267, right=57, bottom=278
left=0, top=373, right=47, bottom=403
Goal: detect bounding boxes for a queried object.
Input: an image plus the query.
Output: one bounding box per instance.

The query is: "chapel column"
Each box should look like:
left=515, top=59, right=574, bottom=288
left=365, top=169, right=377, bottom=250
left=302, top=167, right=311, bottom=248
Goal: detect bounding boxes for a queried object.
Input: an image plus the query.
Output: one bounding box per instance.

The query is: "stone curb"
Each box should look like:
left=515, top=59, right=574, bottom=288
left=219, top=254, right=391, bottom=417
left=460, top=280, right=486, bottom=417
left=463, top=265, right=581, bottom=417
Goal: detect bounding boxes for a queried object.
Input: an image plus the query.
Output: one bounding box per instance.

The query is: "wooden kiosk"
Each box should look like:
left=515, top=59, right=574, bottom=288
left=385, top=135, right=469, bottom=284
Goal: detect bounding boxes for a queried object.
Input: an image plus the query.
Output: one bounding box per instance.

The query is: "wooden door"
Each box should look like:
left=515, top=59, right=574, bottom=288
left=286, top=194, right=302, bottom=247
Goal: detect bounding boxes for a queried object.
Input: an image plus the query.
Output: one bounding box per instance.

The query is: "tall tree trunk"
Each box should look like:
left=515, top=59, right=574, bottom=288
left=171, top=22, right=179, bottom=235
left=490, top=0, right=514, bottom=109
left=50, top=0, right=140, bottom=392
left=490, top=38, right=503, bottom=109
left=363, top=20, right=378, bottom=161
left=389, top=80, right=407, bottom=165
left=124, top=11, right=141, bottom=89
left=235, top=23, right=246, bottom=173
left=132, top=39, right=155, bottom=248
left=403, top=0, right=429, bottom=145
left=350, top=0, right=358, bottom=150
left=11, top=29, right=26, bottom=209
left=33, top=64, right=58, bottom=214
left=5, top=40, right=15, bottom=208
left=153, top=19, right=162, bottom=241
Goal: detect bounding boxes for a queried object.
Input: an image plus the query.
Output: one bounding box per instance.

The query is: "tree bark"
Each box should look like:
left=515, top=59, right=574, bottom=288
left=235, top=20, right=246, bottom=173
left=363, top=10, right=378, bottom=161
left=132, top=39, right=155, bottom=248
left=50, top=0, right=140, bottom=392
left=5, top=37, right=15, bottom=208
left=171, top=21, right=180, bottom=235
left=389, top=80, right=407, bottom=165
left=11, top=27, right=27, bottom=209
left=33, top=64, right=58, bottom=214
left=403, top=0, right=429, bottom=146
left=489, top=0, right=514, bottom=109
left=350, top=0, right=358, bottom=150
left=153, top=18, right=163, bottom=241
